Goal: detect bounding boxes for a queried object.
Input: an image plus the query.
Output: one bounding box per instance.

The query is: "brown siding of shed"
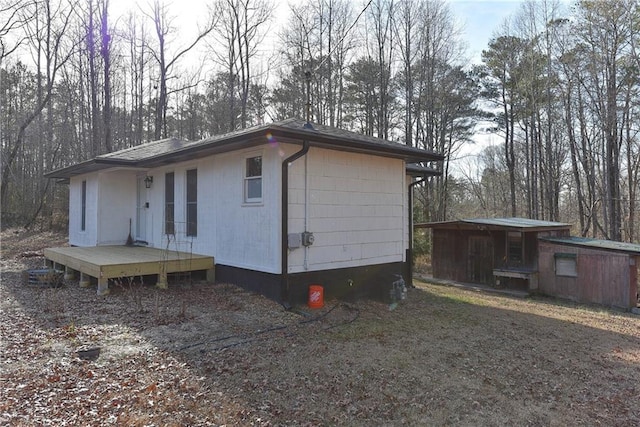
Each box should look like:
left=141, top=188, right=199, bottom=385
left=538, top=241, right=635, bottom=309
left=432, top=229, right=467, bottom=282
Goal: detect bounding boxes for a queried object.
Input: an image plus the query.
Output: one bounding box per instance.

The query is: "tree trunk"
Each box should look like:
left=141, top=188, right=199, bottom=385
left=88, top=0, right=101, bottom=155
left=101, top=0, right=112, bottom=152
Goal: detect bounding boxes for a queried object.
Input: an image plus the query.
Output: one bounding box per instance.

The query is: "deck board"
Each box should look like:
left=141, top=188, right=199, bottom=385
left=44, top=245, right=214, bottom=281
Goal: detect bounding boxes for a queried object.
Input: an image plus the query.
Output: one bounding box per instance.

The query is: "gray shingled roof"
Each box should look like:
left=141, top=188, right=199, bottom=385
left=46, top=118, right=444, bottom=179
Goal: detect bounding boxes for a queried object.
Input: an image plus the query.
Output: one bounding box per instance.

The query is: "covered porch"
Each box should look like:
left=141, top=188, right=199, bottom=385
left=417, top=218, right=571, bottom=292
left=43, top=246, right=215, bottom=295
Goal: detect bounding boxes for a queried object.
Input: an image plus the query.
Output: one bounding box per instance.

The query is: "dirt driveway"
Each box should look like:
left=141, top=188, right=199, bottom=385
left=1, top=229, right=639, bottom=426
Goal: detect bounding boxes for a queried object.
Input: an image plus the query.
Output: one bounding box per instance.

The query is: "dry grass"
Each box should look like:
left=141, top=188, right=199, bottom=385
left=1, top=228, right=639, bottom=426
left=413, top=254, right=432, bottom=275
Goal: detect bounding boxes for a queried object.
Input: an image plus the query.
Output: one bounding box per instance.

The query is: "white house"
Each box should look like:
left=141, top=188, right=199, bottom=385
left=46, top=118, right=443, bottom=304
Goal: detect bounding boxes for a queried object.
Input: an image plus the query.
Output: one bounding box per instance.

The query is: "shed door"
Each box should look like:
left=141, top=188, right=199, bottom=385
left=468, top=236, right=493, bottom=284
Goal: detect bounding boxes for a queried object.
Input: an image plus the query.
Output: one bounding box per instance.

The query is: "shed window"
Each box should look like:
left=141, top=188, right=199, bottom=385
left=81, top=180, right=86, bottom=231
left=165, top=172, right=175, bottom=235
left=555, top=253, right=577, bottom=277
left=186, top=169, right=197, bottom=236
left=244, top=155, right=262, bottom=203
left=507, top=231, right=522, bottom=264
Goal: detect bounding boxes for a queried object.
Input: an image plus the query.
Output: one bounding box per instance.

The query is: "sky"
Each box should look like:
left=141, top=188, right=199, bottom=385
left=110, top=0, right=527, bottom=66
left=449, top=0, right=525, bottom=63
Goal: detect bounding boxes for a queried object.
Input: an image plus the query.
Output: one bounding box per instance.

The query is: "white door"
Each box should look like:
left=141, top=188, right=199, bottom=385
left=136, top=176, right=147, bottom=243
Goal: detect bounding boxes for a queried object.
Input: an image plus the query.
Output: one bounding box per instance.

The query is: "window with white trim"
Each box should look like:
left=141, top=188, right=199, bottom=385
left=244, top=155, right=262, bottom=203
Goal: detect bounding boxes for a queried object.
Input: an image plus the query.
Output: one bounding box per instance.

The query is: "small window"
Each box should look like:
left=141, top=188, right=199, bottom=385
left=507, top=231, right=522, bottom=264
left=244, top=155, right=262, bottom=203
left=165, top=172, right=175, bottom=235
left=555, top=253, right=577, bottom=277
left=186, top=169, right=197, bottom=236
left=81, top=180, right=87, bottom=231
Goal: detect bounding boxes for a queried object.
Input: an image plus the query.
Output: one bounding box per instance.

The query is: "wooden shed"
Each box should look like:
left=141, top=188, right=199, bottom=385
left=538, top=237, right=640, bottom=310
left=418, top=218, right=571, bottom=291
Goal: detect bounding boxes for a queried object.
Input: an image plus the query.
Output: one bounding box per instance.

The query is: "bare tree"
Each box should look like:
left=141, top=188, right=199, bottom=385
left=365, top=0, right=395, bottom=140
left=121, top=10, right=149, bottom=145
left=1, top=0, right=74, bottom=216
left=209, top=0, right=273, bottom=131
left=482, top=21, right=528, bottom=217
left=0, top=0, right=33, bottom=63
left=87, top=0, right=100, bottom=155
left=143, top=0, right=215, bottom=140
left=393, top=0, right=422, bottom=146
left=575, top=0, right=635, bottom=241
left=99, top=0, right=112, bottom=152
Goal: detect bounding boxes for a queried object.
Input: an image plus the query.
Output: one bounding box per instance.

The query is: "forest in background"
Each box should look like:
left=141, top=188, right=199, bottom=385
left=1, top=0, right=640, bottom=244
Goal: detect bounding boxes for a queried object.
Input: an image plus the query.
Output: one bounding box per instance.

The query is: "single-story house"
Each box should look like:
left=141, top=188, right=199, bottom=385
left=419, top=217, right=640, bottom=310
left=45, top=118, right=443, bottom=305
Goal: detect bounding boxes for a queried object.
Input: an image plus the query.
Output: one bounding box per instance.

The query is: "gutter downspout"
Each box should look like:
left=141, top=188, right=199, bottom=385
left=407, top=176, right=426, bottom=288
left=281, top=140, right=310, bottom=307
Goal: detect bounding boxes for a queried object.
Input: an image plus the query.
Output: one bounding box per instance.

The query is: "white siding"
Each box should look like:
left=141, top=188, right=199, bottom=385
left=67, top=142, right=410, bottom=276
left=288, top=147, right=406, bottom=273
left=69, top=175, right=98, bottom=247
left=70, top=170, right=144, bottom=246
left=142, top=143, right=285, bottom=274
left=97, top=170, right=138, bottom=245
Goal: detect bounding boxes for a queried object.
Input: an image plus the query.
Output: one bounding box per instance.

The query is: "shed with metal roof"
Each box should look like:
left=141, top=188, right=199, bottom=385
left=538, top=236, right=640, bottom=309
left=417, top=218, right=571, bottom=290
left=418, top=218, right=640, bottom=310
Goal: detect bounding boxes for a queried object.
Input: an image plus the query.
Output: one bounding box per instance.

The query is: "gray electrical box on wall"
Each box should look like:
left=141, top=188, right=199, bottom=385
left=302, top=231, right=315, bottom=246
left=288, top=233, right=302, bottom=249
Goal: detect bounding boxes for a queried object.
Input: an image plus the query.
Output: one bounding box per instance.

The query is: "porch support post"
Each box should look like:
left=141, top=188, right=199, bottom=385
left=64, top=266, right=75, bottom=281
left=97, top=273, right=109, bottom=295
left=156, top=262, right=168, bottom=289
left=79, top=272, right=91, bottom=288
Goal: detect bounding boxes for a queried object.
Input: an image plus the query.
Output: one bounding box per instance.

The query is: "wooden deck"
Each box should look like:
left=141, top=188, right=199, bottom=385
left=44, top=246, right=214, bottom=295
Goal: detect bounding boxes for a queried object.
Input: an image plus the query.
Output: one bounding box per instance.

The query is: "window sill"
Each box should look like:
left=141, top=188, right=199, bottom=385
left=242, top=201, right=264, bottom=207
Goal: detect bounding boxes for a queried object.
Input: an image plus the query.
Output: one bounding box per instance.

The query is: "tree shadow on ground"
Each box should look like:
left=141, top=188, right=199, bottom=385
left=2, top=236, right=639, bottom=426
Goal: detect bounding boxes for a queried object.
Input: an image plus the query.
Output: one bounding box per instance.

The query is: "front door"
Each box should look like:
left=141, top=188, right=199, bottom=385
left=468, top=236, right=493, bottom=284
left=136, top=176, right=147, bottom=243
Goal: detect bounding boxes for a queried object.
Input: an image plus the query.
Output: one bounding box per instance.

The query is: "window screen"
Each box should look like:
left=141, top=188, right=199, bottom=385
left=555, top=253, right=577, bottom=277
left=165, top=172, right=175, bottom=235
left=81, top=180, right=87, bottom=231
left=186, top=169, right=197, bottom=236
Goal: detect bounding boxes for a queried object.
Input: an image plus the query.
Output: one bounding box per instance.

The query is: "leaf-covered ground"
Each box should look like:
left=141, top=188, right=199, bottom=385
left=1, top=228, right=639, bottom=426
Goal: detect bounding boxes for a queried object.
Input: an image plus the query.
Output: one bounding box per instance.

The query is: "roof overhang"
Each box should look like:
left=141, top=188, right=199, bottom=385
left=406, top=163, right=441, bottom=177
left=416, top=217, right=572, bottom=232
left=44, top=158, right=139, bottom=180
left=540, top=236, right=640, bottom=255
left=45, top=119, right=445, bottom=180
